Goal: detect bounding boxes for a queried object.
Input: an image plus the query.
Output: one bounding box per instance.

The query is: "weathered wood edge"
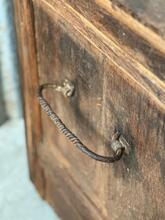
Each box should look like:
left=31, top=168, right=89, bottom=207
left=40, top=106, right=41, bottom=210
left=33, top=0, right=165, bottom=113
left=13, top=0, right=46, bottom=196
left=97, top=0, right=165, bottom=55
left=63, top=0, right=165, bottom=81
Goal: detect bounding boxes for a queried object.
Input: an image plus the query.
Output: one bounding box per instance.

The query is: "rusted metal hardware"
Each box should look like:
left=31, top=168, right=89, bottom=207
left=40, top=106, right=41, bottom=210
left=37, top=79, right=75, bottom=98
left=37, top=79, right=129, bottom=163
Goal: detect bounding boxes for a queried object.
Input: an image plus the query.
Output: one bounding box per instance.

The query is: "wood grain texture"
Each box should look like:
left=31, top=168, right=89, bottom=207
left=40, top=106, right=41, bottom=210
left=61, top=0, right=165, bottom=81
left=13, top=0, right=46, bottom=196
left=33, top=0, right=165, bottom=111
left=14, top=0, right=165, bottom=219
left=33, top=1, right=165, bottom=219
left=110, top=0, right=165, bottom=38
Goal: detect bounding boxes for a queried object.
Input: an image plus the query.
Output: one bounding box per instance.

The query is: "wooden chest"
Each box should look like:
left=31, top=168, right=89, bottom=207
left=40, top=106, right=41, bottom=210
left=14, top=0, right=165, bottom=219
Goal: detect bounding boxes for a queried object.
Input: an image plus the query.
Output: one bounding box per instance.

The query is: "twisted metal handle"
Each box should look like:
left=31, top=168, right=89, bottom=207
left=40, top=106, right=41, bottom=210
left=37, top=79, right=128, bottom=163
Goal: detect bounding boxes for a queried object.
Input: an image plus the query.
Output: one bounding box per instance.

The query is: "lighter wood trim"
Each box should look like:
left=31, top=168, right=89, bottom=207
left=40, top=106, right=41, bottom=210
left=13, top=0, right=45, bottom=195
left=97, top=0, right=165, bottom=55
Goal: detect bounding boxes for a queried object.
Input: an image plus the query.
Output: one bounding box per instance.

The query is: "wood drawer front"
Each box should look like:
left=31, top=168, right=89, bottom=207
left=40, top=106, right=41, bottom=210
left=63, top=0, right=165, bottom=81
left=14, top=0, right=165, bottom=219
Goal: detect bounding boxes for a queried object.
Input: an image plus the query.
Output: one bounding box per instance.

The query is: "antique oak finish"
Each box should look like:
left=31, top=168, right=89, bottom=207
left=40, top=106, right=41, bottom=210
left=13, top=0, right=165, bottom=219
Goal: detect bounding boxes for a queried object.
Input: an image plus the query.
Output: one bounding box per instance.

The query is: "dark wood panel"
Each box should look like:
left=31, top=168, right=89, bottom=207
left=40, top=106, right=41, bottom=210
left=38, top=145, right=105, bottom=220
left=33, top=0, right=165, bottom=109
left=61, top=0, right=165, bottom=81
left=14, top=0, right=165, bottom=219
left=34, top=5, right=110, bottom=218
left=33, top=1, right=165, bottom=219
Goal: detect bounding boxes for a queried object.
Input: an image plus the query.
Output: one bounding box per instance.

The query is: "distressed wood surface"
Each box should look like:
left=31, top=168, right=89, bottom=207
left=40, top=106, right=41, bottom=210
left=13, top=0, right=46, bottom=196
left=61, top=0, right=165, bottom=81
left=14, top=0, right=165, bottom=219
left=111, top=0, right=165, bottom=38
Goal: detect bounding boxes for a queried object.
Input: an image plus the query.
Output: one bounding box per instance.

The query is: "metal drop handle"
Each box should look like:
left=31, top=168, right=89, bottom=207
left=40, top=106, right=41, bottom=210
left=37, top=79, right=129, bottom=163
